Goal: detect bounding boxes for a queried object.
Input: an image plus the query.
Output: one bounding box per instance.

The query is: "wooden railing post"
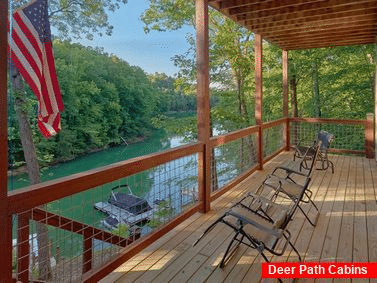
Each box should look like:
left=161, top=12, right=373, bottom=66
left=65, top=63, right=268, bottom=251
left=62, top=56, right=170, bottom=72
left=0, top=1, right=13, bottom=282
left=83, top=229, right=93, bottom=274
left=17, top=212, right=31, bottom=282
left=282, top=50, right=290, bottom=151
left=365, top=113, right=375, bottom=159
left=196, top=0, right=211, bottom=213
left=255, top=34, right=263, bottom=170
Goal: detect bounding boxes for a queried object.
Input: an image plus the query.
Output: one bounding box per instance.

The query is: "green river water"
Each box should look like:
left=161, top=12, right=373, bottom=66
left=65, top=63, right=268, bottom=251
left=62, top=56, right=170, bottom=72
left=9, top=129, right=172, bottom=191
left=10, top=129, right=190, bottom=258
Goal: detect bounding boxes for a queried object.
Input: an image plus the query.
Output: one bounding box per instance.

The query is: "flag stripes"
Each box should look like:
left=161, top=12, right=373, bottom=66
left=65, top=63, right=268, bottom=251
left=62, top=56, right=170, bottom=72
left=9, top=0, right=64, bottom=138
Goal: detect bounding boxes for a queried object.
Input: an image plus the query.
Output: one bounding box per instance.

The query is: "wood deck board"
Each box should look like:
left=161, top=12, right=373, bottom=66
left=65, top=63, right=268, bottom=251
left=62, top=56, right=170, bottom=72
left=100, top=153, right=377, bottom=283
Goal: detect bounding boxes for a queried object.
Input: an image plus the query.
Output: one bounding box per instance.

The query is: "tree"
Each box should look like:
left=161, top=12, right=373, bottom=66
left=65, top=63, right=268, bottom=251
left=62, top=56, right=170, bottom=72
left=11, top=0, right=128, bottom=40
left=141, top=1, right=262, bottom=188
left=9, top=0, right=128, bottom=279
left=289, top=45, right=375, bottom=119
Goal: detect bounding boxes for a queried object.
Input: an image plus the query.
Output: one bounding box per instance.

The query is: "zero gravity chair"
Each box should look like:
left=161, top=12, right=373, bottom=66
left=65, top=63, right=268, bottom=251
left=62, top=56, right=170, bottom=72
left=261, top=142, right=321, bottom=226
left=193, top=144, right=320, bottom=272
left=293, top=130, right=335, bottom=173
left=193, top=191, right=304, bottom=272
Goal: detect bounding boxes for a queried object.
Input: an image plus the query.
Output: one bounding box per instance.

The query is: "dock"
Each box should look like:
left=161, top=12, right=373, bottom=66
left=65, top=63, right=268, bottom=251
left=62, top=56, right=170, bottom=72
left=94, top=202, right=156, bottom=226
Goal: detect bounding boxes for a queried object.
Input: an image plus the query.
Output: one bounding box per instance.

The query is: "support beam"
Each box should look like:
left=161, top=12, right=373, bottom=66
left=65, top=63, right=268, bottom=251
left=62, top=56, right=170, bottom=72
left=0, top=1, right=13, bottom=282
left=366, top=113, right=375, bottom=159
left=196, top=0, right=211, bottom=213
left=282, top=49, right=290, bottom=151
left=375, top=43, right=377, bottom=162
left=255, top=33, right=263, bottom=170
left=83, top=235, right=93, bottom=273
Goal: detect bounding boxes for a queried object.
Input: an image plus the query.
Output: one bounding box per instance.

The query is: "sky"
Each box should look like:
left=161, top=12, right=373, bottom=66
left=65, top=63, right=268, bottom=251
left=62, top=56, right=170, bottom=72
left=74, top=0, right=194, bottom=77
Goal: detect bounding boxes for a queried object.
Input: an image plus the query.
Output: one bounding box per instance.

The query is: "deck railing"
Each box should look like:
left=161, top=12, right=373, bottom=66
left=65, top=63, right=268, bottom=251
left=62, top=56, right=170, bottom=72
left=262, top=118, right=287, bottom=162
left=6, top=116, right=374, bottom=282
left=290, top=116, right=374, bottom=157
left=210, top=125, right=259, bottom=195
left=9, top=143, right=203, bottom=282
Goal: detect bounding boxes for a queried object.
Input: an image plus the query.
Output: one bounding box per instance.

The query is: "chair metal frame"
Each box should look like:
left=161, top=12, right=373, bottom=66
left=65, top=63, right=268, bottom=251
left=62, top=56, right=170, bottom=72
left=192, top=144, right=322, bottom=279
left=193, top=193, right=303, bottom=280
left=260, top=143, right=321, bottom=226
left=293, top=130, right=335, bottom=173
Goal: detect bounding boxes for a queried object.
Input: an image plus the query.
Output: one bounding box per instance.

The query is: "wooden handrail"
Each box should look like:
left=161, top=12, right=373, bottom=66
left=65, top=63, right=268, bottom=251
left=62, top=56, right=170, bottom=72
left=261, top=118, right=287, bottom=129
left=210, top=125, right=259, bottom=147
left=209, top=118, right=287, bottom=149
left=8, top=142, right=204, bottom=214
left=289, top=117, right=368, bottom=125
left=29, top=208, right=141, bottom=275
left=31, top=208, right=139, bottom=248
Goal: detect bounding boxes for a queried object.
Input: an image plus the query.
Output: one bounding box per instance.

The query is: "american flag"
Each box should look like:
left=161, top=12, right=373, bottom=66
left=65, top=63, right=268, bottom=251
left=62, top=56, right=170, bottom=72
left=9, top=0, right=64, bottom=138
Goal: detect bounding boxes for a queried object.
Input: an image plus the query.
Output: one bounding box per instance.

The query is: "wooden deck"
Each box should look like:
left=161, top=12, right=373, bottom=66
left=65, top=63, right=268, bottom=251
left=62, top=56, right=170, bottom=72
left=100, top=152, right=377, bottom=283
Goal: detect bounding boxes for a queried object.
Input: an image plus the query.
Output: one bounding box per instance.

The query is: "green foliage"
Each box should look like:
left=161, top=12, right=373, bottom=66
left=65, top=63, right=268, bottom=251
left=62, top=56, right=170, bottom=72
left=11, top=0, right=128, bottom=40
left=147, top=199, right=175, bottom=229
left=142, top=0, right=375, bottom=134
left=148, top=72, right=196, bottom=113
left=146, top=218, right=161, bottom=229
left=141, top=1, right=289, bottom=131
left=44, top=40, right=158, bottom=161
left=141, top=0, right=195, bottom=33
left=154, top=199, right=174, bottom=218
left=153, top=114, right=197, bottom=141
left=12, top=249, right=17, bottom=272
left=9, top=0, right=375, bottom=171
left=9, top=40, right=191, bottom=168
left=290, top=45, right=375, bottom=119
left=111, top=224, right=129, bottom=238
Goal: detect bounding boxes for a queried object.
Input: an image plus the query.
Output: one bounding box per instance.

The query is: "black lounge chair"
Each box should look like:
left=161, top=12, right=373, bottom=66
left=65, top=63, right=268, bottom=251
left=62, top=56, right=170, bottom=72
left=293, top=130, right=335, bottom=173
left=193, top=192, right=302, bottom=274
left=260, top=143, right=321, bottom=226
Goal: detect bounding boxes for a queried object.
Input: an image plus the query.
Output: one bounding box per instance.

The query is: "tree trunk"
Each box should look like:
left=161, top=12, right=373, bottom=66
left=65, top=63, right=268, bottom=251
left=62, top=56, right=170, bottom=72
left=312, top=61, right=321, bottom=118
left=12, top=70, right=52, bottom=280
left=290, top=75, right=298, bottom=118
left=290, top=75, right=298, bottom=145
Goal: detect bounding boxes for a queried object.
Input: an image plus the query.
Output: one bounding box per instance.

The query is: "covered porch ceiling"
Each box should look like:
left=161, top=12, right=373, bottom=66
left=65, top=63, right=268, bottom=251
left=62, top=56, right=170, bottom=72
left=208, top=0, right=377, bottom=50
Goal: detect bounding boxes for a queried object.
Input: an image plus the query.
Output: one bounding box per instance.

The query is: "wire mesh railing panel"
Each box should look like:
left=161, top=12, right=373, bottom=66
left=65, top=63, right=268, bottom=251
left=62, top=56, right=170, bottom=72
left=263, top=124, right=284, bottom=158
left=290, top=122, right=365, bottom=152
left=141, top=154, right=199, bottom=232
left=211, top=134, right=258, bottom=193
left=12, top=153, right=198, bottom=282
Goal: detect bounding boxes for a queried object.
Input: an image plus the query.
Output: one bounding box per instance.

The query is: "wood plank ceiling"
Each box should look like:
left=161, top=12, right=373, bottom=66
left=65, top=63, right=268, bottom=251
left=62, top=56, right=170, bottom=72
left=208, top=0, right=377, bottom=50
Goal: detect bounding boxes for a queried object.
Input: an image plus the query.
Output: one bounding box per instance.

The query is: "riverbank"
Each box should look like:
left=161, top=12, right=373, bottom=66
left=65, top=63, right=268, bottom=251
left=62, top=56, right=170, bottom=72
left=7, top=129, right=173, bottom=191
left=7, top=134, right=151, bottom=178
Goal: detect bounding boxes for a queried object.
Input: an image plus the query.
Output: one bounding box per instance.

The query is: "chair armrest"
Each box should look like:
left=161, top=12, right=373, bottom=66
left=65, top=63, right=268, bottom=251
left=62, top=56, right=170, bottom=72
left=272, top=166, right=308, bottom=178
left=226, top=209, right=283, bottom=238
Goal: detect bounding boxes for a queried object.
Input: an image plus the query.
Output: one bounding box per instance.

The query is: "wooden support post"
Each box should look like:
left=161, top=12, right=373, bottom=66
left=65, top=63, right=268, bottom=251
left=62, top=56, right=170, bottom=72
left=375, top=47, right=377, bottom=162
left=83, top=231, right=93, bottom=274
left=196, top=0, right=211, bottom=213
left=255, top=34, right=263, bottom=170
left=365, top=113, right=375, bottom=159
left=0, top=1, right=13, bottom=282
left=17, top=212, right=31, bottom=282
left=282, top=49, right=290, bottom=151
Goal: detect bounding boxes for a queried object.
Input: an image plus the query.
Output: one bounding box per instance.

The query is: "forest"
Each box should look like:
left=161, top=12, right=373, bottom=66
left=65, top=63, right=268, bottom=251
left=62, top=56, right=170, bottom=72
left=8, top=40, right=196, bottom=167
left=8, top=0, right=376, bottom=169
